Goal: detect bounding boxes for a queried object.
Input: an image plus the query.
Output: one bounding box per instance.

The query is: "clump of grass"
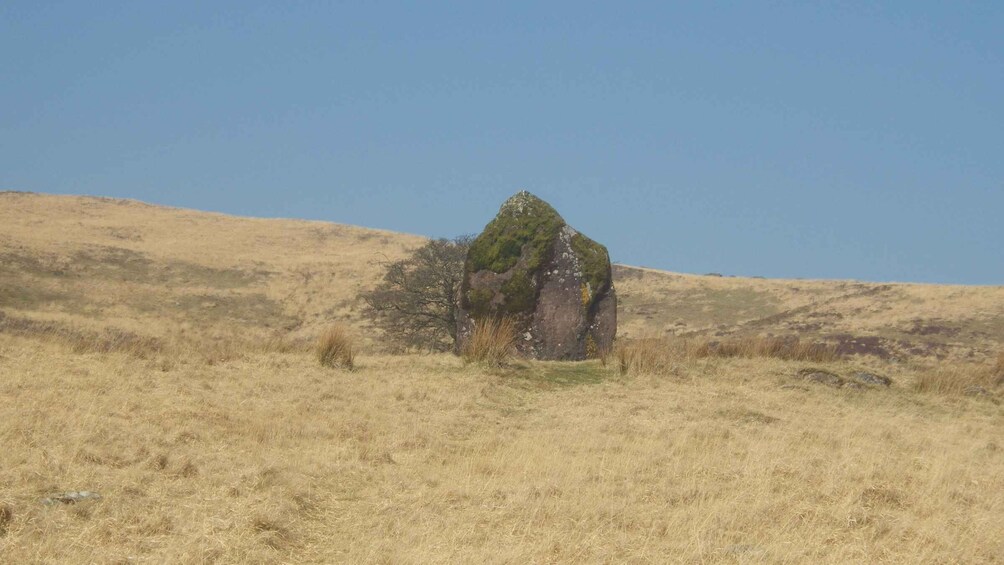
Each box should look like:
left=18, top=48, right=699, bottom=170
left=617, top=335, right=838, bottom=375
left=993, top=352, right=1004, bottom=386
left=914, top=363, right=1000, bottom=395
left=617, top=337, right=675, bottom=375
left=713, top=336, right=838, bottom=363
left=461, top=316, right=517, bottom=367
left=316, top=325, right=355, bottom=369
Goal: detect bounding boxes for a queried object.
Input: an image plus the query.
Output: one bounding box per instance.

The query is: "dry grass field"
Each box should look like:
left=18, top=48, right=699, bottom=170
left=1, top=192, right=1003, bottom=563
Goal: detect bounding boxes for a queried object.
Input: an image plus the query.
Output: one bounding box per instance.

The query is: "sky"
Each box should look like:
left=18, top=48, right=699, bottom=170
left=2, top=2, right=1002, bottom=284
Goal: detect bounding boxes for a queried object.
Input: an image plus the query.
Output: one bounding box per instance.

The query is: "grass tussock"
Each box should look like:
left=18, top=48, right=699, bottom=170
left=618, top=335, right=837, bottom=375
left=461, top=316, right=517, bottom=366
left=713, top=335, right=838, bottom=363
left=316, top=325, right=355, bottom=369
left=915, top=359, right=1003, bottom=395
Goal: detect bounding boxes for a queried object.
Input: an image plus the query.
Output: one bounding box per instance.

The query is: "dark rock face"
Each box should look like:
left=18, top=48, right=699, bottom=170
left=456, top=191, right=616, bottom=360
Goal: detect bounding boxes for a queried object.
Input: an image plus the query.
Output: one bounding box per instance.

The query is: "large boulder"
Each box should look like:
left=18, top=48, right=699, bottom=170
left=456, top=191, right=616, bottom=360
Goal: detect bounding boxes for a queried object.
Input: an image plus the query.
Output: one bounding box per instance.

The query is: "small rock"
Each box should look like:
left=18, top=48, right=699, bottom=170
left=851, top=371, right=892, bottom=387
left=797, top=368, right=844, bottom=388
left=724, top=544, right=766, bottom=556
left=41, top=491, right=102, bottom=506
left=963, top=385, right=989, bottom=397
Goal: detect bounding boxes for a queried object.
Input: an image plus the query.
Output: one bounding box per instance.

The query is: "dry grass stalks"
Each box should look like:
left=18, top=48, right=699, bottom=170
left=617, top=337, right=683, bottom=375
left=914, top=362, right=1001, bottom=395
left=461, top=316, right=517, bottom=366
left=994, top=352, right=1004, bottom=385
left=316, top=325, right=355, bottom=369
left=713, top=335, right=838, bottom=363
left=618, top=335, right=837, bottom=375
left=3, top=338, right=1002, bottom=563
left=0, top=502, right=13, bottom=536
left=0, top=312, right=164, bottom=358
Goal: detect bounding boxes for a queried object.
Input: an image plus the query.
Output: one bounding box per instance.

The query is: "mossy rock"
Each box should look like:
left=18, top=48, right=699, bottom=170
left=466, top=192, right=564, bottom=275
left=458, top=191, right=617, bottom=360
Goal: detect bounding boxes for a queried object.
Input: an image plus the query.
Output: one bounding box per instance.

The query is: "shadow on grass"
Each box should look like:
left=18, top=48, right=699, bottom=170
left=499, top=360, right=611, bottom=389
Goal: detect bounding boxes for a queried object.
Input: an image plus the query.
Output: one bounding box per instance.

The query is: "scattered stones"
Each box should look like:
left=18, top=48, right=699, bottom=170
left=41, top=491, right=102, bottom=506
left=797, top=368, right=845, bottom=388
left=850, top=371, right=893, bottom=387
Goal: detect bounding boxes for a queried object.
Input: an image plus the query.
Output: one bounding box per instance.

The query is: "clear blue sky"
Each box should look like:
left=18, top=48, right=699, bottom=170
left=2, top=2, right=1002, bottom=284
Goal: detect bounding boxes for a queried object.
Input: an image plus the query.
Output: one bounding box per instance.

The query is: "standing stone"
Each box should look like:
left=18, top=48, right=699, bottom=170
left=456, top=191, right=616, bottom=360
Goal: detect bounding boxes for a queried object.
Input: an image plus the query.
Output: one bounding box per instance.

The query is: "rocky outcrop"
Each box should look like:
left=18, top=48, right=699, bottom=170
left=456, top=191, right=616, bottom=360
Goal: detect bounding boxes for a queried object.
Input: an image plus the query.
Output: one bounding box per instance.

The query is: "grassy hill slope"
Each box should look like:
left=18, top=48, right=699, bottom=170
left=0, top=191, right=424, bottom=348
left=1, top=192, right=1002, bottom=563
left=1, top=191, right=1001, bottom=358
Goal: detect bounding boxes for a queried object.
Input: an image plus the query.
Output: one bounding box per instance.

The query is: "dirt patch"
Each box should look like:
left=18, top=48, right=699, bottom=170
left=830, top=334, right=895, bottom=359
left=905, top=319, right=961, bottom=337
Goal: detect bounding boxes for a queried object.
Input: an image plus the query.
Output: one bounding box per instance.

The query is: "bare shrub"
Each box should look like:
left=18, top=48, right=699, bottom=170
left=362, top=236, right=472, bottom=351
left=316, top=325, right=355, bottom=369
left=461, top=316, right=516, bottom=367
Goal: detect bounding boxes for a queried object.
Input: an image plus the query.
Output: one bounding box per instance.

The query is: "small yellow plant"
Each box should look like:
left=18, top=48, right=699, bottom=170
left=461, top=316, right=517, bottom=367
left=316, top=325, right=355, bottom=369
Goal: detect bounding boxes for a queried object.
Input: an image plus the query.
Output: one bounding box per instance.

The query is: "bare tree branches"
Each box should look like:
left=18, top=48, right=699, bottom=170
left=361, top=236, right=471, bottom=352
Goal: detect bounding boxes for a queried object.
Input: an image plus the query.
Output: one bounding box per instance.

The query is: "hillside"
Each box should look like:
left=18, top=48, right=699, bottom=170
left=2, top=192, right=1002, bottom=563
left=1, top=191, right=1002, bottom=358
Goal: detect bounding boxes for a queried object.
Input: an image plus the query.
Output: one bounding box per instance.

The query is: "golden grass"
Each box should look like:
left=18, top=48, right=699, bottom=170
left=914, top=360, right=1003, bottom=395
left=461, top=316, right=517, bottom=366
left=315, top=325, right=355, bottom=369
left=714, top=335, right=838, bottom=362
left=994, top=352, right=1004, bottom=384
left=1, top=334, right=1001, bottom=563
left=1, top=191, right=1003, bottom=562
left=3, top=192, right=1003, bottom=362
left=617, top=335, right=837, bottom=375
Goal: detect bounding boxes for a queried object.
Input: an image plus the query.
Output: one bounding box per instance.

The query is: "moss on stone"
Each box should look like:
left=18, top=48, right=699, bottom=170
left=570, top=233, right=611, bottom=303
left=465, top=287, right=495, bottom=317
left=466, top=192, right=565, bottom=275
left=500, top=270, right=535, bottom=314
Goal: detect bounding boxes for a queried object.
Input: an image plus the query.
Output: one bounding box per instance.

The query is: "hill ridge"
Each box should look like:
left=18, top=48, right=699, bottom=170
left=1, top=192, right=1001, bottom=359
